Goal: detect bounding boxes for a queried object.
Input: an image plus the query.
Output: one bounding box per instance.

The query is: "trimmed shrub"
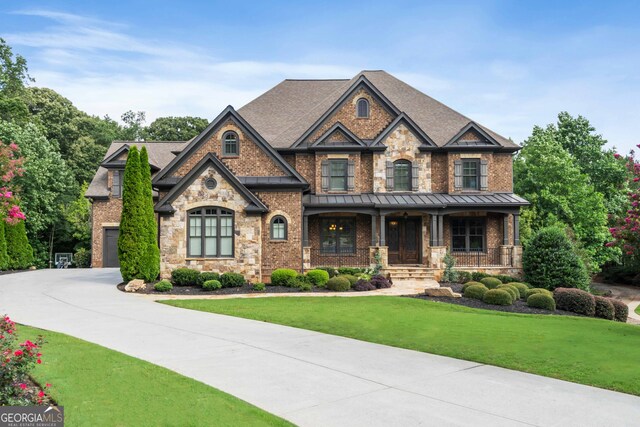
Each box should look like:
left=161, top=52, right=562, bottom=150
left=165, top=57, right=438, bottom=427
left=316, top=266, right=338, bottom=278
left=74, top=248, right=91, bottom=268
left=527, top=293, right=556, bottom=311
left=497, top=284, right=519, bottom=301
left=270, top=268, right=298, bottom=287
left=5, top=220, right=34, bottom=270
left=337, top=267, right=365, bottom=276
left=525, top=288, right=553, bottom=299
left=326, top=276, right=351, bottom=292
left=154, top=280, right=173, bottom=292
left=480, top=277, right=502, bottom=289
left=594, top=296, right=615, bottom=320
left=553, top=288, right=595, bottom=316
left=341, top=274, right=359, bottom=286
left=306, top=269, right=330, bottom=287
left=220, top=272, right=245, bottom=288
left=252, top=282, right=266, bottom=292
left=507, top=282, right=530, bottom=299
left=370, top=274, right=392, bottom=289
left=457, top=271, right=472, bottom=284
left=461, top=281, right=484, bottom=293
left=483, top=289, right=513, bottom=306
left=198, top=272, right=220, bottom=286
left=292, top=274, right=312, bottom=291
left=523, top=227, right=590, bottom=291
left=471, top=272, right=490, bottom=282
left=493, top=274, right=521, bottom=284
left=464, top=284, right=488, bottom=300
left=353, top=279, right=376, bottom=291
left=202, top=279, right=222, bottom=291
left=0, top=221, right=7, bottom=270
left=610, top=299, right=629, bottom=322
left=171, top=268, right=200, bottom=286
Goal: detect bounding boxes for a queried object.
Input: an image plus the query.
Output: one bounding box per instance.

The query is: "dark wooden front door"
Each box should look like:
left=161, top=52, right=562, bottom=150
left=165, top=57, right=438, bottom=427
left=387, top=217, right=421, bottom=264
left=103, top=228, right=120, bottom=267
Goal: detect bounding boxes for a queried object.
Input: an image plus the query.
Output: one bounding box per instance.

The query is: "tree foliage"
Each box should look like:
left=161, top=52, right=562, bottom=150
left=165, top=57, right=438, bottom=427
left=143, top=116, right=208, bottom=141
left=0, top=221, right=7, bottom=270
left=5, top=219, right=33, bottom=270
left=138, top=147, right=160, bottom=280
left=63, top=182, right=92, bottom=249
left=523, top=227, right=590, bottom=291
left=514, top=123, right=612, bottom=270
left=608, top=149, right=640, bottom=264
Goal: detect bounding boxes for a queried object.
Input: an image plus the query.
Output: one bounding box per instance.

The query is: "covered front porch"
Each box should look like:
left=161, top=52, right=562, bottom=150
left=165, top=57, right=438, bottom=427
left=301, top=193, right=527, bottom=274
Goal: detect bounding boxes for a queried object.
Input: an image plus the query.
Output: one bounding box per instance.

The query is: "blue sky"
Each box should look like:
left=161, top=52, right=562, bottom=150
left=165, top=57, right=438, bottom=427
left=1, top=0, right=639, bottom=152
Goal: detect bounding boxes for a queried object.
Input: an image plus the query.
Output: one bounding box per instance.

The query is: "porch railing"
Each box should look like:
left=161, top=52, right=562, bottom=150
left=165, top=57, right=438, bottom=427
left=310, top=248, right=370, bottom=268
left=452, top=247, right=513, bottom=267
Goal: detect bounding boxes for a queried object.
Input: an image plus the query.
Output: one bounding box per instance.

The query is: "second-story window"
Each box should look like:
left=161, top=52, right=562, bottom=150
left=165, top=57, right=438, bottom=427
left=222, top=131, right=239, bottom=157
left=462, top=159, right=480, bottom=190
left=393, top=160, right=411, bottom=191
left=329, top=159, right=348, bottom=191
left=112, top=170, right=124, bottom=198
left=356, top=98, right=369, bottom=118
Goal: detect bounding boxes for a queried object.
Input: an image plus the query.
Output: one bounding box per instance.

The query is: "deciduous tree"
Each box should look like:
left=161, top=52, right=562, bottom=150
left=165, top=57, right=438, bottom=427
left=143, top=116, right=208, bottom=141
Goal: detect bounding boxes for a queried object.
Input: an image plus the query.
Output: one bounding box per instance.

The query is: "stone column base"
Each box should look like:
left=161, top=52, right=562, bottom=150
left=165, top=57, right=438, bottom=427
left=303, top=246, right=311, bottom=271
left=429, top=246, right=447, bottom=269
left=369, top=246, right=388, bottom=268
left=512, top=245, right=523, bottom=268
left=499, top=245, right=511, bottom=266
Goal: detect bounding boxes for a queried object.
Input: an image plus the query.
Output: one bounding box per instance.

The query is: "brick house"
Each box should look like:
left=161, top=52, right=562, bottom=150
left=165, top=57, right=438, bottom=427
left=86, top=70, right=528, bottom=281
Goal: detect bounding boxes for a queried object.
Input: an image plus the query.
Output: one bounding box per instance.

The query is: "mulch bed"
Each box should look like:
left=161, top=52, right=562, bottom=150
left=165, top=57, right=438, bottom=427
left=117, top=282, right=338, bottom=295
left=404, top=282, right=584, bottom=317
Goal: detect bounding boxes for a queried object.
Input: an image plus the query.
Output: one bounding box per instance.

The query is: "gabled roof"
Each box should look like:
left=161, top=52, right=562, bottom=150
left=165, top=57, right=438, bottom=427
left=100, top=144, right=161, bottom=171
left=371, top=112, right=436, bottom=150
left=445, top=122, right=500, bottom=147
left=153, top=106, right=306, bottom=185
left=238, top=70, right=518, bottom=149
left=311, top=122, right=366, bottom=148
left=155, top=153, right=268, bottom=214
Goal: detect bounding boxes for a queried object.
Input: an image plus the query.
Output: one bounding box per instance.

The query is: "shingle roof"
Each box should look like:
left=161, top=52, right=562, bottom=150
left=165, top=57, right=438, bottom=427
left=85, top=141, right=188, bottom=198
left=303, top=193, right=529, bottom=209
left=238, top=70, right=517, bottom=149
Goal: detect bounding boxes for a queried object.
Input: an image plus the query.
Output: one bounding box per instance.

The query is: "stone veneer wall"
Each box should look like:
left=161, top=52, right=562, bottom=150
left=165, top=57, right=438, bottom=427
left=174, top=120, right=286, bottom=178
left=257, top=191, right=303, bottom=278
left=90, top=197, right=122, bottom=267
left=373, top=123, right=431, bottom=192
left=159, top=166, right=262, bottom=281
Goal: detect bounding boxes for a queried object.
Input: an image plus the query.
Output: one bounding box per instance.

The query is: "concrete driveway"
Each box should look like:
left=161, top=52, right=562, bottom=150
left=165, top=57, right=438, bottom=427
left=1, top=269, right=639, bottom=427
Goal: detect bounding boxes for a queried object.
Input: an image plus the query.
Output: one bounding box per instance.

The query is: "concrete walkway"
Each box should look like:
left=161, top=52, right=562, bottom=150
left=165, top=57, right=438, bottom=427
left=1, top=269, right=639, bottom=427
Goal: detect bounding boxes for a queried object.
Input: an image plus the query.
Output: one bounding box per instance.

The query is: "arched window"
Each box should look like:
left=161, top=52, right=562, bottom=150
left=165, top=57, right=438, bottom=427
left=356, top=98, right=369, bottom=118
left=187, top=207, right=234, bottom=258
left=270, top=215, right=287, bottom=240
left=222, top=131, right=239, bottom=157
left=393, top=160, right=411, bottom=191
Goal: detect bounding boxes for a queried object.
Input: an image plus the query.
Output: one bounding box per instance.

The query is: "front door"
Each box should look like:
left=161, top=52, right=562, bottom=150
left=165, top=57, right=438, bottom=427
left=387, top=217, right=421, bottom=264
left=103, top=228, right=120, bottom=267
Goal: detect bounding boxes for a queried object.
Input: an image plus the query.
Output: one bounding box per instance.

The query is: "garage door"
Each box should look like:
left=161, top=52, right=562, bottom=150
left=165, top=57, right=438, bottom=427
left=103, top=228, right=120, bottom=267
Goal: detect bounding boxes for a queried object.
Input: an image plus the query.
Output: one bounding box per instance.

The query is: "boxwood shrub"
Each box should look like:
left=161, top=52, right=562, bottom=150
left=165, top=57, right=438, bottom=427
left=497, top=284, right=519, bottom=301
left=154, top=280, right=173, bottom=292
left=326, top=276, right=351, bottom=292
left=202, top=279, right=222, bottom=291
left=370, top=274, right=392, bottom=289
left=480, top=277, right=502, bottom=289
left=471, top=272, right=490, bottom=282
left=337, top=267, right=365, bottom=276
left=553, top=288, right=595, bottom=316
left=483, top=289, right=513, bottom=306
left=198, top=272, right=220, bottom=286
left=594, top=296, right=615, bottom=320
left=353, top=279, right=376, bottom=291
left=306, top=269, right=330, bottom=287
left=270, top=268, right=298, bottom=286
left=457, top=271, right=472, bottom=284
left=220, top=272, right=245, bottom=288
left=461, top=281, right=484, bottom=293
left=171, top=268, right=200, bottom=286
left=526, top=293, right=556, bottom=311
left=525, top=288, right=553, bottom=299
left=610, top=299, right=629, bottom=322
left=463, top=284, right=488, bottom=300
left=316, top=266, right=339, bottom=278
left=340, top=274, right=359, bottom=286
left=252, top=282, right=266, bottom=292
left=493, top=274, right=521, bottom=284
left=507, top=282, right=530, bottom=299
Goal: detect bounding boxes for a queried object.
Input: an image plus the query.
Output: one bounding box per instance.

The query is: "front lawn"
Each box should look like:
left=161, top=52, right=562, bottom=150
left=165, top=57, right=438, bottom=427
left=21, top=325, right=291, bottom=427
left=636, top=304, right=640, bottom=315
left=162, top=296, right=640, bottom=396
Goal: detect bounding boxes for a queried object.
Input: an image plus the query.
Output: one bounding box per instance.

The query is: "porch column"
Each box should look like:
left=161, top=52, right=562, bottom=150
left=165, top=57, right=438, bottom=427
left=437, top=214, right=444, bottom=246
left=380, top=214, right=386, bottom=246
left=513, top=213, right=520, bottom=246
left=503, top=214, right=510, bottom=245
left=302, top=214, right=309, bottom=247
left=371, top=215, right=378, bottom=246
left=430, top=214, right=438, bottom=246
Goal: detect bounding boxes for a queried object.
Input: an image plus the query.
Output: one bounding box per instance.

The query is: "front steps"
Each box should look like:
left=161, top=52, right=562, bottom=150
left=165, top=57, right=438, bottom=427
left=383, top=265, right=435, bottom=283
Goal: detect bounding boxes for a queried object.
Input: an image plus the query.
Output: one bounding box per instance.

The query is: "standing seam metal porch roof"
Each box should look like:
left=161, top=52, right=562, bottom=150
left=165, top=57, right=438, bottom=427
left=303, top=193, right=529, bottom=209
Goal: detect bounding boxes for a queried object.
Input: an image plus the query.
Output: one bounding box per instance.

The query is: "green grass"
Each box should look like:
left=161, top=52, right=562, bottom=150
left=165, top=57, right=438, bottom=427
left=162, top=296, right=640, bottom=396
left=20, top=325, right=291, bottom=427
left=636, top=304, right=640, bottom=315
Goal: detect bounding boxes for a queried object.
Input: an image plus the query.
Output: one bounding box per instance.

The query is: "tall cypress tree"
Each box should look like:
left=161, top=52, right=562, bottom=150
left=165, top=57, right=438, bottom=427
left=118, top=146, right=145, bottom=281
left=0, top=221, right=8, bottom=270
left=139, top=146, right=160, bottom=281
left=5, top=219, right=34, bottom=270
